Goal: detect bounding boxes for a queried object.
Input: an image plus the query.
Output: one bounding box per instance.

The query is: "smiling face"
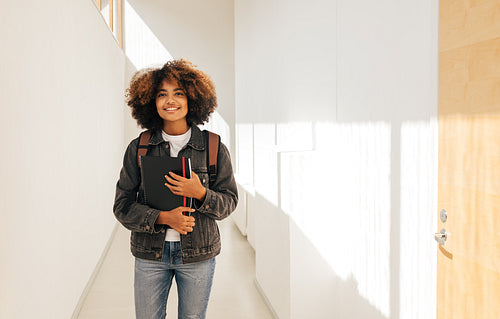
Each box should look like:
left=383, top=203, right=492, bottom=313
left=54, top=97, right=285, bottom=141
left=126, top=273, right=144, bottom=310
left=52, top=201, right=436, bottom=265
left=156, top=79, right=189, bottom=134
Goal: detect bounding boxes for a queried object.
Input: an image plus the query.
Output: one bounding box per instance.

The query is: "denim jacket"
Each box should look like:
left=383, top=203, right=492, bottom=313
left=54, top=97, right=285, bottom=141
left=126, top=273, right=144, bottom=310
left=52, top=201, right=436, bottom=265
left=113, top=125, right=238, bottom=263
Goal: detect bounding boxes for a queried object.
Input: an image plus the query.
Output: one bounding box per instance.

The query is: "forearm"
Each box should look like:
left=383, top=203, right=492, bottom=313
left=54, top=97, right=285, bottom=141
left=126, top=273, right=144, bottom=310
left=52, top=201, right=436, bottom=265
left=195, top=186, right=207, bottom=202
left=195, top=187, right=237, bottom=220
left=113, top=184, right=161, bottom=233
left=155, top=210, right=171, bottom=225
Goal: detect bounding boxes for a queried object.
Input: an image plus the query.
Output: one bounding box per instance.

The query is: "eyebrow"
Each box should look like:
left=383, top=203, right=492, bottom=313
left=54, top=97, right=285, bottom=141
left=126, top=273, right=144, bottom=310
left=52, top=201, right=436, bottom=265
left=158, top=88, right=183, bottom=92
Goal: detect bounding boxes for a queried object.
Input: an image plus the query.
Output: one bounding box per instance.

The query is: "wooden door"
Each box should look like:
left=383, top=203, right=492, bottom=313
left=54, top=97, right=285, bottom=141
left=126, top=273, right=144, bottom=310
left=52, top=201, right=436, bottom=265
left=437, top=0, right=500, bottom=318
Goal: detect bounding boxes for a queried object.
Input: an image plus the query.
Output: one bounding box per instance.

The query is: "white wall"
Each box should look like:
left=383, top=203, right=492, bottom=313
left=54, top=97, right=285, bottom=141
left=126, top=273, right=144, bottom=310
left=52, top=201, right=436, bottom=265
left=235, top=1, right=438, bottom=318
left=123, top=56, right=141, bottom=143
left=0, top=1, right=126, bottom=318
left=123, top=0, right=236, bottom=154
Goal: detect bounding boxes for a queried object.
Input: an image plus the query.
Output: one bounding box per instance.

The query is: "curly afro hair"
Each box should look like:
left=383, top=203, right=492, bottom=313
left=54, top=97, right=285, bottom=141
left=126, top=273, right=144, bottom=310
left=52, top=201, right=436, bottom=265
left=126, top=59, right=217, bottom=130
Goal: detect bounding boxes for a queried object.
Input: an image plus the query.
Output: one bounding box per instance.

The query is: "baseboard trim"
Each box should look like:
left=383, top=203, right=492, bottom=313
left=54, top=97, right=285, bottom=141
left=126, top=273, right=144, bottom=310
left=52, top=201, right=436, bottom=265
left=71, top=222, right=120, bottom=319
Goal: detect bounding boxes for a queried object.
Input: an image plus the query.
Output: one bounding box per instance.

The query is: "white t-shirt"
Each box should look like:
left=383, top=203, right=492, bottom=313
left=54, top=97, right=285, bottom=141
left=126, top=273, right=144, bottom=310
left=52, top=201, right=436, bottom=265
left=161, top=128, right=192, bottom=242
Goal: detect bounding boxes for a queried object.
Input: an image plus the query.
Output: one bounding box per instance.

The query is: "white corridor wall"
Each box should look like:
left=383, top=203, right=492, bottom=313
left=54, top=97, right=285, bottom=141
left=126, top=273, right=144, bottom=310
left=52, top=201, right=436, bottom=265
left=234, top=1, right=438, bottom=318
left=0, top=1, right=126, bottom=318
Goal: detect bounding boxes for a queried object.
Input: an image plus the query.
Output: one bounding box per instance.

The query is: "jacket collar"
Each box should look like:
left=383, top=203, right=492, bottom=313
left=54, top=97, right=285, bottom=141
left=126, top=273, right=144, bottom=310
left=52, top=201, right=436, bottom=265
left=148, top=125, right=205, bottom=151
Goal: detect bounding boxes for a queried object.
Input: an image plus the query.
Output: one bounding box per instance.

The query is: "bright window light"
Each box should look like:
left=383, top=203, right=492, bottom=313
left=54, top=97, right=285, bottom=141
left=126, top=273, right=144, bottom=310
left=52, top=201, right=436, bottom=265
left=124, top=1, right=173, bottom=69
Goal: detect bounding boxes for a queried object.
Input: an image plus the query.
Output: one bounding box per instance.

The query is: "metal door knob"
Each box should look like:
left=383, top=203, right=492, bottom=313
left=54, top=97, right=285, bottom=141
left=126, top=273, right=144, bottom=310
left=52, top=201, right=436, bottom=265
left=435, top=229, right=448, bottom=245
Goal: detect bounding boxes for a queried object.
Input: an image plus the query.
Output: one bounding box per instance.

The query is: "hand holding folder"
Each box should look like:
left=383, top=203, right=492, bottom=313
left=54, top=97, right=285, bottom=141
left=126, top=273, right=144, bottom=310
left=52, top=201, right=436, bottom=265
left=155, top=206, right=195, bottom=235
left=164, top=171, right=207, bottom=203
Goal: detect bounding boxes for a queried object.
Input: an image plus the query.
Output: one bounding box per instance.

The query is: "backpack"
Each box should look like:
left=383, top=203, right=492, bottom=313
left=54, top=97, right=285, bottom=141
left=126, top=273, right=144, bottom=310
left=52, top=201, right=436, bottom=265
left=136, top=129, right=220, bottom=186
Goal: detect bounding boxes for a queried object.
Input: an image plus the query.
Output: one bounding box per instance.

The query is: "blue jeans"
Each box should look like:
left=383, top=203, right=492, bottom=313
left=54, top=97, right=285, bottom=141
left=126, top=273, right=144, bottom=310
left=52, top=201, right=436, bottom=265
left=134, top=241, right=216, bottom=319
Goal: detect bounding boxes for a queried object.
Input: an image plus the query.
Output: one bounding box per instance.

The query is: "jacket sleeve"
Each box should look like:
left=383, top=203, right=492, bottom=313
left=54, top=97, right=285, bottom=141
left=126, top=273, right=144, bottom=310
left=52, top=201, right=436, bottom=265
left=195, top=142, right=239, bottom=220
left=113, top=138, right=162, bottom=233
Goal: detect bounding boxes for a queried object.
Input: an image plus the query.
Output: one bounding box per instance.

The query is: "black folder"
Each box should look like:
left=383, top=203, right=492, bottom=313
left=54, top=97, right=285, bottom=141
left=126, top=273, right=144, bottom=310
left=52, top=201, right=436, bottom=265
left=140, top=156, right=192, bottom=213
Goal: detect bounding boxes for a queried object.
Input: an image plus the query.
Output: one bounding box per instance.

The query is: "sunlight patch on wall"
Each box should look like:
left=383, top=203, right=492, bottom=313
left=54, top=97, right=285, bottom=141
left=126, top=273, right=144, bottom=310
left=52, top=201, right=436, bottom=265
left=235, top=123, right=254, bottom=185
left=280, top=121, right=392, bottom=317
left=253, top=123, right=278, bottom=206
left=400, top=119, right=438, bottom=319
left=100, top=0, right=110, bottom=26
left=276, top=122, right=314, bottom=152
left=124, top=1, right=173, bottom=69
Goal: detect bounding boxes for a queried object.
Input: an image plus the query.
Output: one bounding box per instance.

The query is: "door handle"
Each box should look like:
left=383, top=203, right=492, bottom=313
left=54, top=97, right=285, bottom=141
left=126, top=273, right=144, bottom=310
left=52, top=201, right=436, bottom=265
left=435, top=229, right=448, bottom=245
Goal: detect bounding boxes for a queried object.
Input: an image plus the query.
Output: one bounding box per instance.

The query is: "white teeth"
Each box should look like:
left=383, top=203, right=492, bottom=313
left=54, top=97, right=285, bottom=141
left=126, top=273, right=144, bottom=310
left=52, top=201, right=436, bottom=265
left=166, top=107, right=178, bottom=111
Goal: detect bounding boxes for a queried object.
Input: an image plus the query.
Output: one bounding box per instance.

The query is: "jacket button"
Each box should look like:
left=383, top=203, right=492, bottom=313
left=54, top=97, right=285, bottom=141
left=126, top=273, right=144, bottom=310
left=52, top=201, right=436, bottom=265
left=161, top=229, right=165, bottom=233
left=205, top=205, right=210, bottom=209
left=156, top=253, right=160, bottom=258
left=145, top=225, right=150, bottom=231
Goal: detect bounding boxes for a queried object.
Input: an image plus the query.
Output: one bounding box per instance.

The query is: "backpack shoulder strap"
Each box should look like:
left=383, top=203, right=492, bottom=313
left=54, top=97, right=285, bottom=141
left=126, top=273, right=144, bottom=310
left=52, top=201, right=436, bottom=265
left=137, top=130, right=152, bottom=168
left=205, top=130, right=220, bottom=185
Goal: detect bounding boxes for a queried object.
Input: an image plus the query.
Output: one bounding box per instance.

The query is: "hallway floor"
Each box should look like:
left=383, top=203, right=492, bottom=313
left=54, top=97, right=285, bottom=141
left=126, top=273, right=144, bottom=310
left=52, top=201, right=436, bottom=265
left=77, top=218, right=275, bottom=319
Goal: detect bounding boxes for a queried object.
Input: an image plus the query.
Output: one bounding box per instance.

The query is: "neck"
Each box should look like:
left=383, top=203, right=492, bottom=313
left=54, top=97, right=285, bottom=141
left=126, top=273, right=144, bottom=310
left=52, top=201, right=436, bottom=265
left=163, top=121, right=189, bottom=135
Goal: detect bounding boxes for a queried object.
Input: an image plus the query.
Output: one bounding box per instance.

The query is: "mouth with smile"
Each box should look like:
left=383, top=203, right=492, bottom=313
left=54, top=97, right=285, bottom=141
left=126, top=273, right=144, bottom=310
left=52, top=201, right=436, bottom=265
left=163, top=106, right=181, bottom=113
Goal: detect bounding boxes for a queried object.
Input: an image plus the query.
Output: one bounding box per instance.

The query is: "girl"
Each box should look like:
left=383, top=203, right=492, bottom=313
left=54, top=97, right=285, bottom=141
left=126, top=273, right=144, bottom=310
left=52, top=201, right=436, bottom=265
left=113, top=59, right=238, bottom=319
